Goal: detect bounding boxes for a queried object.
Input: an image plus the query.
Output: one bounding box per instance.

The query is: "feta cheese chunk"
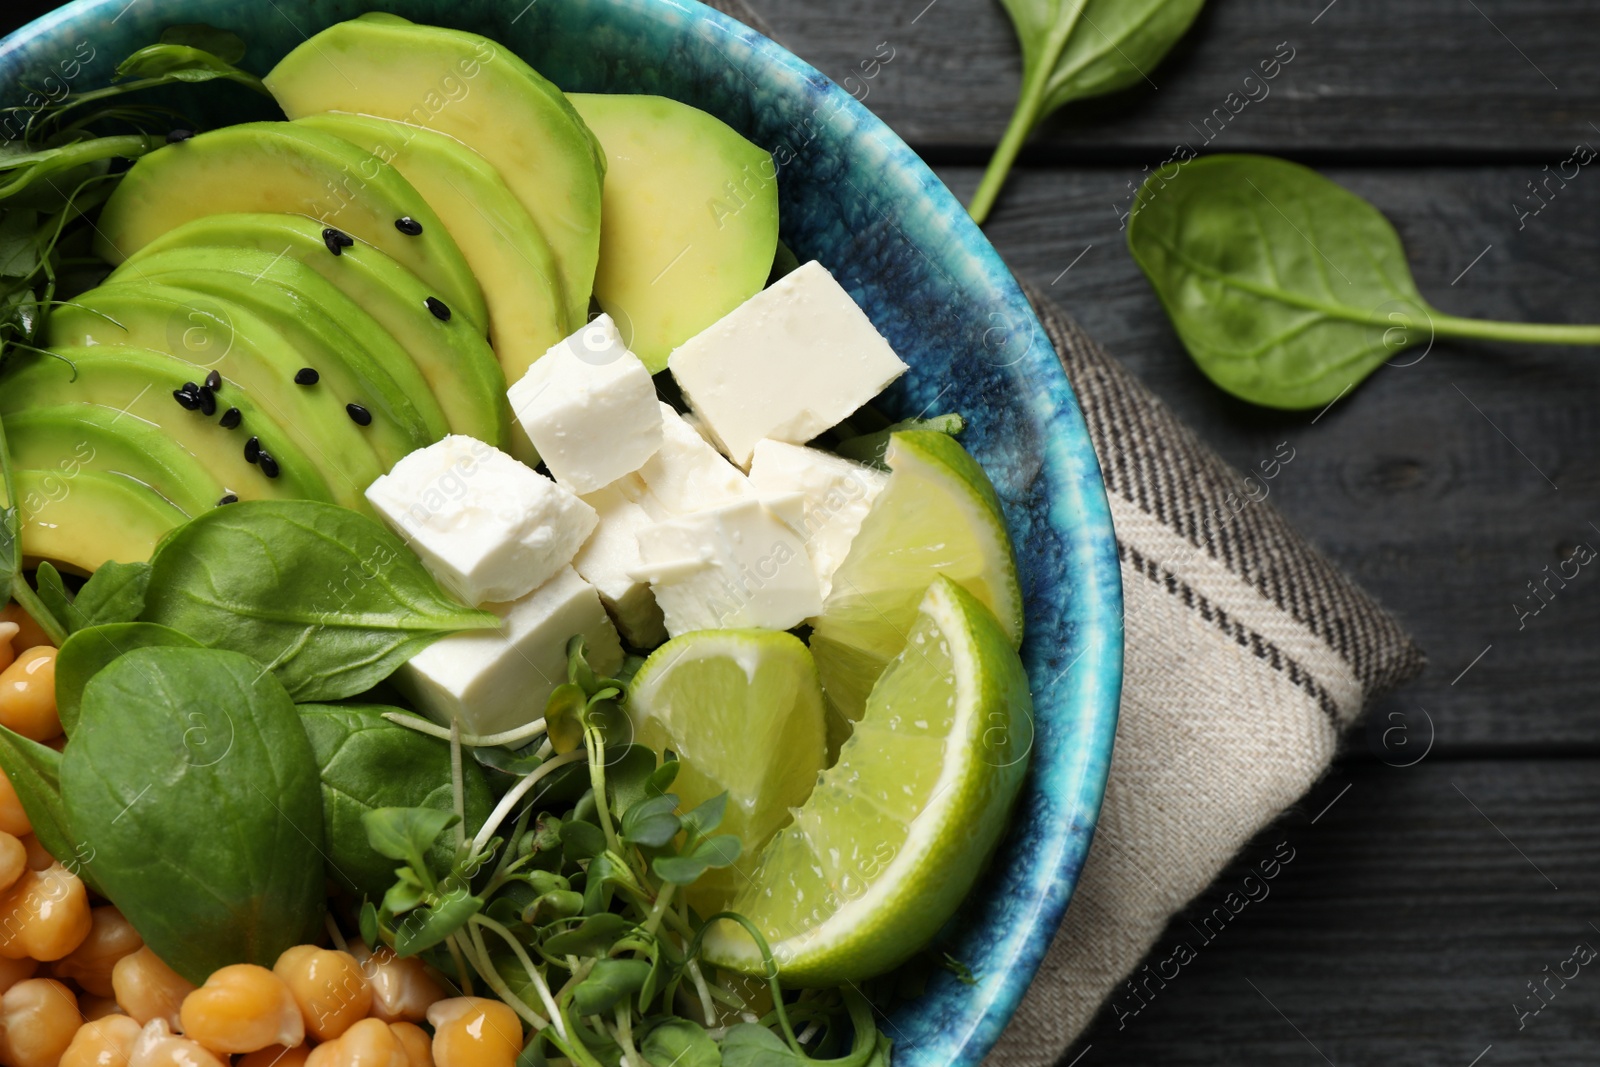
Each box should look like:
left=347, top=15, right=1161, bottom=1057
left=396, top=567, right=624, bottom=737
left=747, top=440, right=888, bottom=599
left=634, top=499, right=823, bottom=636
left=667, top=260, right=909, bottom=466
left=365, top=435, right=597, bottom=606
left=630, top=403, right=756, bottom=517
left=507, top=314, right=664, bottom=494
left=572, top=483, right=667, bottom=648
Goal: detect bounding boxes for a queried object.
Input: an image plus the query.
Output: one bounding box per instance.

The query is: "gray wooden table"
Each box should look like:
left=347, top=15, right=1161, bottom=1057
left=6, top=0, right=1599, bottom=1062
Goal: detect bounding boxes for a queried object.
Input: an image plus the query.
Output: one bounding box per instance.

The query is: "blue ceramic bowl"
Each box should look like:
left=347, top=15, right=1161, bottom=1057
left=1, top=3, right=1123, bottom=1064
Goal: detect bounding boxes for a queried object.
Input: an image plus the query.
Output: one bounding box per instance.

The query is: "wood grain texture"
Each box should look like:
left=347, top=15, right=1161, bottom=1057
left=747, top=0, right=1600, bottom=156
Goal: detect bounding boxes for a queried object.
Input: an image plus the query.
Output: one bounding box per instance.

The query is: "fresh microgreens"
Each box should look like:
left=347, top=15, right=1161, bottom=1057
left=968, top=0, right=1206, bottom=224
left=365, top=637, right=887, bottom=1067
left=1127, top=154, right=1600, bottom=409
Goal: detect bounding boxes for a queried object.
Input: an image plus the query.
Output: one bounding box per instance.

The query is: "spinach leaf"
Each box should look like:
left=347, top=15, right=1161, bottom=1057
left=61, top=647, right=326, bottom=983
left=54, top=622, right=201, bottom=736
left=298, top=704, right=492, bottom=901
left=0, top=724, right=82, bottom=883
left=34, top=561, right=151, bottom=640
left=33, top=562, right=73, bottom=631
left=141, top=501, right=499, bottom=702
left=1127, top=154, right=1600, bottom=409
left=969, top=0, right=1206, bottom=223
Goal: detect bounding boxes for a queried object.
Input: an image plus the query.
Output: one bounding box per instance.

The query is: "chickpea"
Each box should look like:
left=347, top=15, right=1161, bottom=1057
left=0, top=646, right=60, bottom=742
left=0, top=977, right=82, bottom=1067
left=274, top=944, right=371, bottom=1041
left=126, top=1018, right=226, bottom=1067
left=0, top=831, right=28, bottom=894
left=238, top=1046, right=312, bottom=1067
left=304, top=1017, right=408, bottom=1067
left=0, top=603, right=53, bottom=655
left=350, top=943, right=445, bottom=1024
left=111, top=948, right=194, bottom=1029
left=56, top=907, right=143, bottom=997
left=0, top=863, right=91, bottom=961
left=60, top=1014, right=141, bottom=1067
left=0, top=769, right=33, bottom=838
left=0, top=954, right=37, bottom=994
left=426, top=998, right=521, bottom=1067
left=179, top=962, right=304, bottom=1054
left=389, top=1022, right=435, bottom=1067
left=20, top=834, right=55, bottom=871
left=0, top=622, right=18, bottom=674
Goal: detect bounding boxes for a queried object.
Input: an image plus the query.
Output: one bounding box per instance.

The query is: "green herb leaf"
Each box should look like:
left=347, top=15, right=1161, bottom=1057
left=33, top=561, right=73, bottom=628
left=720, top=1024, right=801, bottom=1067
left=678, top=793, right=728, bottom=843
left=54, top=622, right=201, bottom=735
left=620, top=793, right=681, bottom=849
left=652, top=835, right=742, bottom=886
left=646, top=754, right=680, bottom=799
left=560, top=819, right=606, bottom=863
left=159, top=24, right=248, bottom=63
left=362, top=807, right=459, bottom=874
left=392, top=885, right=482, bottom=957
left=142, top=500, right=500, bottom=701
left=969, top=0, right=1207, bottom=223
left=382, top=867, right=431, bottom=915
left=64, top=561, right=151, bottom=631
left=1126, top=155, right=1600, bottom=409
left=114, top=43, right=264, bottom=91
left=298, top=704, right=491, bottom=900
left=571, top=957, right=653, bottom=1016
left=0, top=724, right=83, bottom=884
left=543, top=912, right=633, bottom=957
left=61, top=647, right=326, bottom=983
left=643, top=1020, right=721, bottom=1067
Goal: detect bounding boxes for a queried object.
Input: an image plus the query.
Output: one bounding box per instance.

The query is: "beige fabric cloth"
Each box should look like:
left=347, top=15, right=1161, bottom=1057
left=701, top=3, right=1425, bottom=1056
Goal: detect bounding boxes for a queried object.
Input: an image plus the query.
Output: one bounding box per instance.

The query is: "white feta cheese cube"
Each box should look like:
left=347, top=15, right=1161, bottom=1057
left=507, top=314, right=664, bottom=494
left=666, top=260, right=910, bottom=466
left=633, top=499, right=823, bottom=636
left=396, top=567, right=624, bottom=737
left=365, top=435, right=597, bottom=606
left=630, top=403, right=756, bottom=518
left=747, top=440, right=888, bottom=599
left=572, top=483, right=667, bottom=648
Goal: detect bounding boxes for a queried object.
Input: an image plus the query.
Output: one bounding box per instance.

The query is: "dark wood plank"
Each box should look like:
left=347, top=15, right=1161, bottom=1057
left=930, top=161, right=1600, bottom=749
left=1068, top=758, right=1600, bottom=1064
left=748, top=0, right=1600, bottom=157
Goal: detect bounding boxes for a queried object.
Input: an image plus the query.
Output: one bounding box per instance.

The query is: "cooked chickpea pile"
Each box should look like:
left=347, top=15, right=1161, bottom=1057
left=0, top=606, right=523, bottom=1067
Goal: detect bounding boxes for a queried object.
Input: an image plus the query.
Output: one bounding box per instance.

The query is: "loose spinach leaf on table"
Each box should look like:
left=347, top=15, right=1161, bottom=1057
left=54, top=622, right=201, bottom=736
left=61, top=646, right=326, bottom=984
left=1126, top=154, right=1600, bottom=409
left=141, top=500, right=499, bottom=702
left=968, top=0, right=1207, bottom=223
left=299, top=703, right=493, bottom=900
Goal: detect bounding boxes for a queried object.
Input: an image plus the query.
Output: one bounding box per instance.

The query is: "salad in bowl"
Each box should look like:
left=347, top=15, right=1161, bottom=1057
left=0, top=5, right=1122, bottom=1067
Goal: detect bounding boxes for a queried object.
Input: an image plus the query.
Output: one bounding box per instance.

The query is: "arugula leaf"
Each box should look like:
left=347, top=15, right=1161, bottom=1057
left=969, top=0, right=1207, bottom=223
left=54, top=622, right=201, bottom=735
left=141, top=500, right=500, bottom=701
left=61, top=647, right=325, bottom=983
left=1127, top=154, right=1600, bottom=409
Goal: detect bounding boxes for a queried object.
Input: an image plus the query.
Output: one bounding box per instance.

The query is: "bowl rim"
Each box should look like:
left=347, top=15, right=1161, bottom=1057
left=0, top=3, right=1125, bottom=1064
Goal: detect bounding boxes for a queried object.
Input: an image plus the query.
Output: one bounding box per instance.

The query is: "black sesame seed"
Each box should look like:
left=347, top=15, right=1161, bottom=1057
left=182, top=381, right=200, bottom=395
left=395, top=216, right=424, bottom=236
left=244, top=436, right=261, bottom=464
left=346, top=402, right=372, bottom=426
left=294, top=367, right=320, bottom=386
left=217, top=493, right=238, bottom=506
left=219, top=407, right=242, bottom=430
left=425, top=296, right=451, bottom=322
left=173, top=388, right=200, bottom=410
left=205, top=370, right=221, bottom=391
left=166, top=128, right=194, bottom=144
left=322, top=227, right=354, bottom=256
left=258, top=452, right=280, bottom=479
left=197, top=386, right=217, bottom=416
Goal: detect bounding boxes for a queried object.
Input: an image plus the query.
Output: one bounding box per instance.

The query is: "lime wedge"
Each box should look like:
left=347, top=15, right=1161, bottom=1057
left=704, top=576, right=1032, bottom=985
left=626, top=630, right=827, bottom=907
left=810, top=430, right=1023, bottom=741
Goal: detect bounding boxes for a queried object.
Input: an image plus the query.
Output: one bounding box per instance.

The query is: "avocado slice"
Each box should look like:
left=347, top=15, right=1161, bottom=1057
left=94, top=122, right=489, bottom=331
left=106, top=247, right=446, bottom=461
left=294, top=112, right=567, bottom=384
left=265, top=18, right=603, bottom=329
left=5, top=405, right=225, bottom=516
left=570, top=94, right=779, bottom=373
left=0, top=346, right=331, bottom=505
left=12, top=468, right=187, bottom=572
left=125, top=213, right=509, bottom=448
left=48, top=285, right=382, bottom=512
